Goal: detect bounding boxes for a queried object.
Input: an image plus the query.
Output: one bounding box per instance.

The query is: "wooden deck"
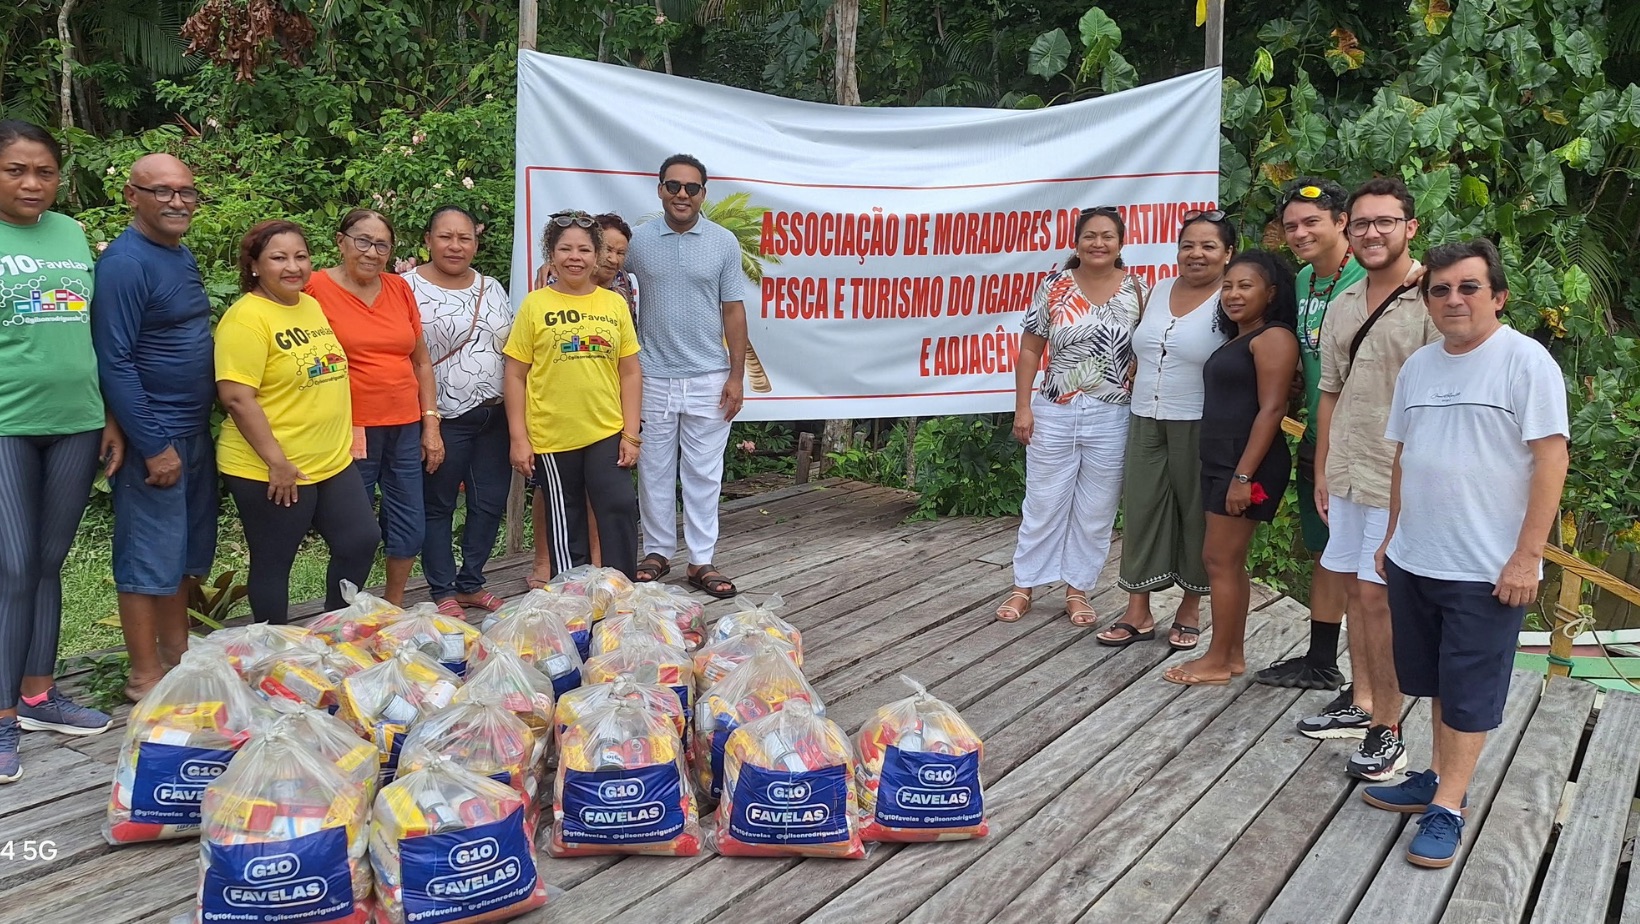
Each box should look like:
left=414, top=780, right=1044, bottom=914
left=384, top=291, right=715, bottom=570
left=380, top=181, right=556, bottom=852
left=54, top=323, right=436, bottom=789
left=3, top=479, right=1638, bottom=923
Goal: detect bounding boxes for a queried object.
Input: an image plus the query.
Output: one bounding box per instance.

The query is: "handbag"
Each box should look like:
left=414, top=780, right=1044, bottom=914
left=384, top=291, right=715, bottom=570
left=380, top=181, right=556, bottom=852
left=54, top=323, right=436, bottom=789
left=433, top=274, right=487, bottom=366
left=1347, top=281, right=1417, bottom=364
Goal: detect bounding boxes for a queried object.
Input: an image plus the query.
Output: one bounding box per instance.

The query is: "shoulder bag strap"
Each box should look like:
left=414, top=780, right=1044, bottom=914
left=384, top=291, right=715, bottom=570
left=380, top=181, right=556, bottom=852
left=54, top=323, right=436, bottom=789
left=433, top=274, right=486, bottom=366
left=1347, top=281, right=1417, bottom=365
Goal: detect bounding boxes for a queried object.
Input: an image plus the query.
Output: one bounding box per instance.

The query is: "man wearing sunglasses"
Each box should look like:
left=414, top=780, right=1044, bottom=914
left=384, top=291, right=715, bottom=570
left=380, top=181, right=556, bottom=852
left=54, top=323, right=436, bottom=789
left=1299, top=178, right=1441, bottom=786
left=624, top=154, right=751, bottom=598
left=1362, top=238, right=1567, bottom=868
left=88, top=154, right=217, bottom=701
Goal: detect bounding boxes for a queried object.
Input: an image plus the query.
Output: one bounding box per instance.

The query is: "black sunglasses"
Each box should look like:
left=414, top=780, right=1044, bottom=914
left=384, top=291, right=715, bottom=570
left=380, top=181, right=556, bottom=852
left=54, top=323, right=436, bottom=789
left=662, top=180, right=704, bottom=196
left=1079, top=205, right=1121, bottom=217
left=549, top=211, right=596, bottom=229
left=1182, top=209, right=1229, bottom=223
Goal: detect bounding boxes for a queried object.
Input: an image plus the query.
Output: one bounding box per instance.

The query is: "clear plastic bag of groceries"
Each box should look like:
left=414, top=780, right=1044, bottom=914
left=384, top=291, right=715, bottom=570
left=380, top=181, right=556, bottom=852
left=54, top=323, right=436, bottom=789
left=856, top=675, right=988, bottom=842
left=336, top=648, right=462, bottom=788
left=246, top=643, right=375, bottom=713
left=692, top=644, right=825, bottom=803
left=583, top=639, right=694, bottom=734
left=453, top=646, right=556, bottom=750
left=556, top=677, right=686, bottom=742
left=107, top=649, right=268, bottom=845
left=470, top=608, right=583, bottom=699
left=692, top=629, right=801, bottom=694
left=308, top=580, right=406, bottom=646
left=479, top=590, right=593, bottom=662
left=263, top=700, right=382, bottom=800
left=551, top=691, right=700, bottom=857
left=707, top=593, right=802, bottom=664
left=194, top=720, right=374, bottom=923
left=708, top=699, right=864, bottom=859
left=620, top=581, right=706, bottom=649
left=547, top=565, right=633, bottom=620
left=397, top=695, right=540, bottom=816
left=370, top=759, right=549, bottom=924
left=191, top=623, right=328, bottom=679
left=371, top=602, right=481, bottom=678
left=590, top=606, right=688, bottom=657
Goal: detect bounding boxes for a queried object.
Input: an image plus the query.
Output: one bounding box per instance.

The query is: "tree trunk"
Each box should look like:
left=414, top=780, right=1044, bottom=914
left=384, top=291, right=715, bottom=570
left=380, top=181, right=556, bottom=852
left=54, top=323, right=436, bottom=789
left=904, top=417, right=919, bottom=488
left=655, top=0, right=673, bottom=74
left=56, top=0, right=77, bottom=130
left=832, top=0, right=860, bottom=106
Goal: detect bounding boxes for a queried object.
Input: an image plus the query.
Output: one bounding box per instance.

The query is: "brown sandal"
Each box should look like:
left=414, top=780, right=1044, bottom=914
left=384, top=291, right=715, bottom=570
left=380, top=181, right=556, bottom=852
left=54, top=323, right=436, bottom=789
left=688, top=565, right=737, bottom=599
left=636, top=553, right=670, bottom=583
left=995, top=590, right=1032, bottom=623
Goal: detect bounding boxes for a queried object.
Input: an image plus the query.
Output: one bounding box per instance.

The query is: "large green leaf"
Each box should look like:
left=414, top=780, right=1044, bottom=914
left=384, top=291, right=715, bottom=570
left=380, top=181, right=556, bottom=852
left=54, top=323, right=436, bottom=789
left=1450, top=0, right=1490, bottom=51
left=1101, top=50, right=1139, bottom=94
left=1220, top=137, right=1252, bottom=206
left=1578, top=88, right=1620, bottom=137
left=1250, top=47, right=1275, bottom=84
left=1557, top=29, right=1599, bottom=79
left=1078, top=7, right=1121, bottom=56
left=1223, top=79, right=1264, bottom=128
left=1409, top=165, right=1457, bottom=215
left=1413, top=38, right=1466, bottom=90
left=1415, top=102, right=1460, bottom=150
left=1355, top=106, right=1416, bottom=166
left=1619, top=85, right=1640, bottom=127
left=1027, top=28, right=1072, bottom=79
left=1293, top=112, right=1328, bottom=158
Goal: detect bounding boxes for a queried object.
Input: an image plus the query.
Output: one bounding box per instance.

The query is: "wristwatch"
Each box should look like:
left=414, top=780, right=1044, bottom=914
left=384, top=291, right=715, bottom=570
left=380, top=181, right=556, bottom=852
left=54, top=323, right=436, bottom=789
left=1234, top=473, right=1252, bottom=484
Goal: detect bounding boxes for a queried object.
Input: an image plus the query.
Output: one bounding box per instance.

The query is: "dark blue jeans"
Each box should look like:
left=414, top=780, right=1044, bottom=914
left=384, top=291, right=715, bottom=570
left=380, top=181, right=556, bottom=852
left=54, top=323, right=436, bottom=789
left=356, top=421, right=426, bottom=560
left=420, top=403, right=511, bottom=599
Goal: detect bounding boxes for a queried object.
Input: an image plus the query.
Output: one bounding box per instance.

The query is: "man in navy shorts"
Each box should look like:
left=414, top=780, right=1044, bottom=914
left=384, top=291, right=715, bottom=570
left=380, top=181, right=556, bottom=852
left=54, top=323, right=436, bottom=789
left=90, top=154, right=218, bottom=701
left=1362, top=238, right=1568, bottom=869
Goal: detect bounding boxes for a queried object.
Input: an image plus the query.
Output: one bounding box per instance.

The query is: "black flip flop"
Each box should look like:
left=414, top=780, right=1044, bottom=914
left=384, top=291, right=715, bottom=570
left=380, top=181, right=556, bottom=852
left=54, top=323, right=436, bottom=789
left=636, top=553, right=671, bottom=583
left=1170, top=624, right=1202, bottom=651
left=1097, top=622, right=1157, bottom=648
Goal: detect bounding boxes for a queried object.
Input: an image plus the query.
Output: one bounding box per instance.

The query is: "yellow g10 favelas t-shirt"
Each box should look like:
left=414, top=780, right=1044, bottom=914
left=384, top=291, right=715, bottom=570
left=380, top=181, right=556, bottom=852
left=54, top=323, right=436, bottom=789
left=503, top=286, right=639, bottom=454
left=214, top=292, right=355, bottom=483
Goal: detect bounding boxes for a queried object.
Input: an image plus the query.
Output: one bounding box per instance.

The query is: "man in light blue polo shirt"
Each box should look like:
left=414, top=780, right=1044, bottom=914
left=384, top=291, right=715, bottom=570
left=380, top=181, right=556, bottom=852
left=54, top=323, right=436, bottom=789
left=624, top=153, right=750, bottom=598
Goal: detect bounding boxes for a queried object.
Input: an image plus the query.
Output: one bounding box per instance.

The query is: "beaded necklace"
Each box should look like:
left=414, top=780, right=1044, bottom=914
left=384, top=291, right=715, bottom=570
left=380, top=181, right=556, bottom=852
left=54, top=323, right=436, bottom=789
left=1307, top=251, right=1353, bottom=302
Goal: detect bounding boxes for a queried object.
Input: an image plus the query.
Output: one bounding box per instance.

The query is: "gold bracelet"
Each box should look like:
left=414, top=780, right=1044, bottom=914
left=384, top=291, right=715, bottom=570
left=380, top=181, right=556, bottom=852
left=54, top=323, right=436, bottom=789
left=621, top=432, right=643, bottom=446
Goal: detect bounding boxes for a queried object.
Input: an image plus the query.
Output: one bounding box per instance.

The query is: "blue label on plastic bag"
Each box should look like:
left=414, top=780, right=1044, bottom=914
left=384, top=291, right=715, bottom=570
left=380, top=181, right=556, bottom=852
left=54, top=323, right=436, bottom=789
left=560, top=764, right=684, bottom=846
left=875, top=747, right=983, bottom=829
left=130, top=742, right=237, bottom=824
left=672, top=685, right=691, bottom=733
left=727, top=763, right=850, bottom=846
left=550, top=669, right=581, bottom=699
left=440, top=659, right=467, bottom=679
left=571, top=629, right=590, bottom=661
left=399, top=809, right=538, bottom=923
left=200, top=826, right=354, bottom=923
left=708, top=727, right=732, bottom=800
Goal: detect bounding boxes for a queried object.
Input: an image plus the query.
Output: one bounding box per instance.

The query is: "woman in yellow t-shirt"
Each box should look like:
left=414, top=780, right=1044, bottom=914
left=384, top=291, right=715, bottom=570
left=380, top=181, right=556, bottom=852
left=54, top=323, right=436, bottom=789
left=503, top=211, right=642, bottom=579
left=216, top=220, right=380, bottom=624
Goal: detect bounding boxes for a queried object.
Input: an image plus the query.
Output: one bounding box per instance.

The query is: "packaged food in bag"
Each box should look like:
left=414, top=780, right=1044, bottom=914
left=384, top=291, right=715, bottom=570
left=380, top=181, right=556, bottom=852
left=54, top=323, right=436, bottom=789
left=371, top=603, right=481, bottom=678
left=692, top=644, right=824, bottom=802
left=369, top=759, right=549, bottom=924
left=453, top=646, right=556, bottom=750
left=583, top=639, right=694, bottom=730
left=263, top=701, right=383, bottom=800
left=709, top=699, right=864, bottom=859
left=470, top=608, right=583, bottom=699
left=620, top=581, right=706, bottom=649
left=556, top=678, right=686, bottom=741
left=551, top=692, right=700, bottom=857
left=546, top=565, right=632, bottom=620
left=397, top=696, right=540, bottom=811
left=308, top=580, right=406, bottom=646
left=707, top=593, right=801, bottom=664
left=591, top=607, right=688, bottom=657
left=191, top=623, right=328, bottom=678
left=107, top=649, right=268, bottom=844
left=692, top=630, right=800, bottom=693
left=247, top=644, right=375, bottom=713
left=336, top=649, right=462, bottom=787
left=856, top=675, right=988, bottom=842
left=479, top=590, right=594, bottom=662
left=194, top=720, right=374, bottom=924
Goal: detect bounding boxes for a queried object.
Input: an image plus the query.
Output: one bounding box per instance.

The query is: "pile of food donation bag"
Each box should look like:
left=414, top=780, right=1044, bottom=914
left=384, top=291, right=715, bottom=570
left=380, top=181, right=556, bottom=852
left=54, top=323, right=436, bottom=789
left=89, top=567, right=990, bottom=924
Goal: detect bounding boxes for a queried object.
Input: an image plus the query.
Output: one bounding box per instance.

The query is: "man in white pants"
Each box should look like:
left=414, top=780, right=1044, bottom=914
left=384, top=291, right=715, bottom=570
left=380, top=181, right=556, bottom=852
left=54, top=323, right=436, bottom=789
left=625, top=153, right=750, bottom=598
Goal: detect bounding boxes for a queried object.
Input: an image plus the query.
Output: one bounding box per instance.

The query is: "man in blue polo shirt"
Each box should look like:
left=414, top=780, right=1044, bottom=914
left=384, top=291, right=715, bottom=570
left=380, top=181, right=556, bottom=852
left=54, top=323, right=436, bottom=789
left=90, top=153, right=217, bottom=701
left=625, top=153, right=751, bottom=598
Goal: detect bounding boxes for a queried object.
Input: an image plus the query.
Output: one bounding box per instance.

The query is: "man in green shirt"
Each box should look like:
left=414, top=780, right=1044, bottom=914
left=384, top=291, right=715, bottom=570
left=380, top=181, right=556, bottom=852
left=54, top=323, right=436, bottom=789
left=1254, top=178, right=1362, bottom=691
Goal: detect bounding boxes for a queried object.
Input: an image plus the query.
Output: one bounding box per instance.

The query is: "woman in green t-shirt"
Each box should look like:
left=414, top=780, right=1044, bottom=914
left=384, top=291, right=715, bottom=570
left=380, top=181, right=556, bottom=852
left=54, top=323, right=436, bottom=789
left=0, top=120, right=128, bottom=784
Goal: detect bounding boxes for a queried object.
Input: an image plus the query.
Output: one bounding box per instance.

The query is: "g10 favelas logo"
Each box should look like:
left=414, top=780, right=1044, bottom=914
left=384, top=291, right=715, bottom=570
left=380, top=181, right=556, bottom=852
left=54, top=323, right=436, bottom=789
left=747, top=779, right=831, bottom=827
left=426, top=836, right=523, bottom=901
left=578, top=777, right=667, bottom=828
left=223, top=852, right=329, bottom=909
left=895, top=761, right=973, bottom=810
left=153, top=754, right=231, bottom=806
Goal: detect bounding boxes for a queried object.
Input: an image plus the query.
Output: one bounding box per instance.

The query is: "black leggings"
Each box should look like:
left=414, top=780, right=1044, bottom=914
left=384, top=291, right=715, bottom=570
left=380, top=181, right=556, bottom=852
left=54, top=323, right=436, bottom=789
left=0, top=430, right=100, bottom=710
left=224, top=464, right=380, bottom=624
left=534, top=433, right=638, bottom=580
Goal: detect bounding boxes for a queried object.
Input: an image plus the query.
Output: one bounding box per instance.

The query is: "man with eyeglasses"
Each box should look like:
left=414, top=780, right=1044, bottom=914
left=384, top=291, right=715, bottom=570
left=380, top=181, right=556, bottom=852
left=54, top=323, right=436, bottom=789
left=624, top=153, right=751, bottom=597
left=1256, top=177, right=1362, bottom=693
left=1297, top=177, right=1441, bottom=785
left=89, top=154, right=216, bottom=701
left=1360, top=238, right=1568, bottom=868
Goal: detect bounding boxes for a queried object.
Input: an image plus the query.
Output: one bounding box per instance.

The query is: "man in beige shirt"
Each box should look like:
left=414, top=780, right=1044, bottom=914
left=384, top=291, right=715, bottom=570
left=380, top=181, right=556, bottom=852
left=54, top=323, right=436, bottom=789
left=1296, top=178, right=1440, bottom=784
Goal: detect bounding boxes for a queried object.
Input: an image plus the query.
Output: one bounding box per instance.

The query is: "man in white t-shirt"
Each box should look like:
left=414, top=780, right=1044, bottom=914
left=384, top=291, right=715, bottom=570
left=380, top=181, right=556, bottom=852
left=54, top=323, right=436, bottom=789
left=1361, top=238, right=1569, bottom=870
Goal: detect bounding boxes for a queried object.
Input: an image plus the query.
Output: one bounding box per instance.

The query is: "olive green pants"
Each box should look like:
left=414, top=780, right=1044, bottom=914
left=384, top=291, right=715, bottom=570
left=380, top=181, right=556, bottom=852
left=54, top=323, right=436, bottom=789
left=1118, top=415, right=1210, bottom=595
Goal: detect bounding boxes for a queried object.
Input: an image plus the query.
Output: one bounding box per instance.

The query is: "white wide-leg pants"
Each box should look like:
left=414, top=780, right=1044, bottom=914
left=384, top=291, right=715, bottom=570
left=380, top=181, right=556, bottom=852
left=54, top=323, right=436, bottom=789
left=1011, top=393, right=1130, bottom=590
left=638, top=371, right=733, bottom=566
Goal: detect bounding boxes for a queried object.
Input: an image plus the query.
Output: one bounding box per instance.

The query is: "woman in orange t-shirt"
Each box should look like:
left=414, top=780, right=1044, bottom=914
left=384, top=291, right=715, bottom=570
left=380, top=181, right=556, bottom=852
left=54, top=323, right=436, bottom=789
left=306, top=209, right=443, bottom=605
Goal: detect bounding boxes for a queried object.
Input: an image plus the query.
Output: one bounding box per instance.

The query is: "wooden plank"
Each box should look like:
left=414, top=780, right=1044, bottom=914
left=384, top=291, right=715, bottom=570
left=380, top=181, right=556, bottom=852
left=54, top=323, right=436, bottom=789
left=0, top=796, right=109, bottom=890
left=1348, top=669, right=1544, bottom=924
left=30, top=845, right=197, bottom=924
left=1528, top=689, right=1640, bottom=924
left=0, top=744, right=110, bottom=817
left=1442, top=677, right=1596, bottom=924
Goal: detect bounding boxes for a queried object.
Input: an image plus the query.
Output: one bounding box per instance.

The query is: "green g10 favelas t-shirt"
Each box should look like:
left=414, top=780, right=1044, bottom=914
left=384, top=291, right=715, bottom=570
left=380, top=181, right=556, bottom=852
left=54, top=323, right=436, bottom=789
left=0, top=212, right=104, bottom=436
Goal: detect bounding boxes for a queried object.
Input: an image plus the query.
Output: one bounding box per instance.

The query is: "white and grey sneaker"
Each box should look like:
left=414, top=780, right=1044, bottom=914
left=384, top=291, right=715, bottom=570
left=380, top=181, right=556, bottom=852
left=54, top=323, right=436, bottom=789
left=1348, top=724, right=1409, bottom=782
left=1297, top=686, right=1372, bottom=740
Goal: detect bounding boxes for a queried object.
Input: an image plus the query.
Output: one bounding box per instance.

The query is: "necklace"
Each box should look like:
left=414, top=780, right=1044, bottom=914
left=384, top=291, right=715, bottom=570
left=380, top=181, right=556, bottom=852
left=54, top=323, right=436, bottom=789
left=1307, top=251, right=1352, bottom=302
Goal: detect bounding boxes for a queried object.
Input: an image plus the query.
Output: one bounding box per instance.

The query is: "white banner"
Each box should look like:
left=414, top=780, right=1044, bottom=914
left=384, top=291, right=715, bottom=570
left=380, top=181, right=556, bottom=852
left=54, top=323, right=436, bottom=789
left=513, top=52, right=1221, bottom=420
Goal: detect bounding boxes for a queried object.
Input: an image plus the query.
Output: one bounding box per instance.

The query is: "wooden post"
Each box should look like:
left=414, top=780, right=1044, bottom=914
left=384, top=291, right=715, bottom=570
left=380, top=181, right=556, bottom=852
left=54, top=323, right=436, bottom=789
left=518, top=0, right=538, bottom=52
left=794, top=432, right=814, bottom=485
left=506, top=0, right=537, bottom=554
left=1204, top=0, right=1225, bottom=70
left=1549, top=565, right=1582, bottom=679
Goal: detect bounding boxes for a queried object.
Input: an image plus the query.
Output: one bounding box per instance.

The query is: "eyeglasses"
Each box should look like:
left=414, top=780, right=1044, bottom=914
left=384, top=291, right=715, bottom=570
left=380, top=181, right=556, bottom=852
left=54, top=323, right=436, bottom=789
left=1427, top=281, right=1490, bottom=299
left=661, top=180, right=704, bottom=197
left=549, top=211, right=596, bottom=229
left=341, top=232, right=391, bottom=255
left=1182, top=209, right=1231, bottom=226
left=1281, top=184, right=1340, bottom=209
left=1346, top=216, right=1409, bottom=236
left=130, top=183, right=200, bottom=205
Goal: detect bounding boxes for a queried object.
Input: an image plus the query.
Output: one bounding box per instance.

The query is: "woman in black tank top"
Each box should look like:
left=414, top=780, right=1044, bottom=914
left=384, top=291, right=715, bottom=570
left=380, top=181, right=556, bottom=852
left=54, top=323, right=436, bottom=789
left=1164, top=251, right=1299, bottom=687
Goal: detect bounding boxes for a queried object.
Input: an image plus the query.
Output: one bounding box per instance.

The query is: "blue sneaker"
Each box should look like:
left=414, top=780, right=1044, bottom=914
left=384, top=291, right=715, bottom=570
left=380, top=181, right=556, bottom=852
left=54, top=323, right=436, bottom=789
left=17, top=687, right=111, bottom=736
left=1408, top=806, right=1464, bottom=868
left=1362, top=770, right=1469, bottom=814
left=0, top=717, right=21, bottom=783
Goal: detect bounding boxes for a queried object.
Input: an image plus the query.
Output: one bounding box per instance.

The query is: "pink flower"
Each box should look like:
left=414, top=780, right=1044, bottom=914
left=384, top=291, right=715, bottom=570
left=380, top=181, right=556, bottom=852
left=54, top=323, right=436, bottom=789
left=739, top=440, right=756, bottom=452
left=95, top=241, right=108, bottom=253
